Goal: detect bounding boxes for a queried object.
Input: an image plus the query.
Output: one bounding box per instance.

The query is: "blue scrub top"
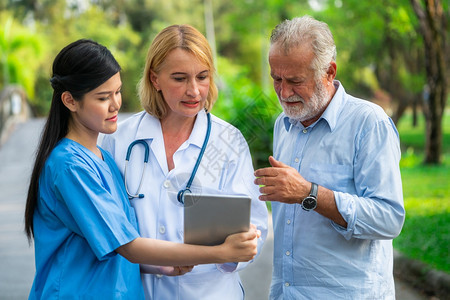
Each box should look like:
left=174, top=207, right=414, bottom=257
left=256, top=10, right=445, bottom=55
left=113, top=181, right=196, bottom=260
left=29, top=138, right=144, bottom=299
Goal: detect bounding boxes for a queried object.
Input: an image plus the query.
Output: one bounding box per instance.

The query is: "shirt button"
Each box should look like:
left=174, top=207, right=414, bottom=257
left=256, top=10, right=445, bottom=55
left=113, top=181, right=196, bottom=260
left=156, top=274, right=163, bottom=278
left=287, top=219, right=291, bottom=225
left=285, top=282, right=290, bottom=287
left=294, top=158, right=299, bottom=163
left=159, top=226, right=166, bottom=234
left=286, top=250, right=291, bottom=256
left=163, top=180, right=170, bottom=188
left=302, top=129, right=308, bottom=133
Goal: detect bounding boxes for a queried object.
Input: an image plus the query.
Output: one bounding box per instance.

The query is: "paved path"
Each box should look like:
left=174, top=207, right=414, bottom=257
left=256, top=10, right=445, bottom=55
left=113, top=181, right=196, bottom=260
left=0, top=117, right=430, bottom=299
left=0, top=119, right=40, bottom=299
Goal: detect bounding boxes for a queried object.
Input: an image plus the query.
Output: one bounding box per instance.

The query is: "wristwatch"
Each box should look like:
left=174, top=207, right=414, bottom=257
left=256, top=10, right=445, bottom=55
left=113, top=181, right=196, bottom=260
left=301, top=182, right=318, bottom=211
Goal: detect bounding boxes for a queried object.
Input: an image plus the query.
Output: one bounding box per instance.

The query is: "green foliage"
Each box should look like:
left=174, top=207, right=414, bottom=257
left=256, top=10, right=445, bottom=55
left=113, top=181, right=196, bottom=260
left=212, top=56, right=281, bottom=169
left=0, top=11, right=45, bottom=99
left=315, top=0, right=425, bottom=102
left=397, top=110, right=450, bottom=157
left=4, top=0, right=438, bottom=120
left=70, top=7, right=143, bottom=112
left=30, top=5, right=143, bottom=114
left=394, top=111, right=450, bottom=273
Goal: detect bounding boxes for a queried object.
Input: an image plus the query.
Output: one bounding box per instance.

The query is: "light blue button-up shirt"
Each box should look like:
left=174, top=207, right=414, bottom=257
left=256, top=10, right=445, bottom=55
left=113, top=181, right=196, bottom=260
left=270, top=81, right=405, bottom=299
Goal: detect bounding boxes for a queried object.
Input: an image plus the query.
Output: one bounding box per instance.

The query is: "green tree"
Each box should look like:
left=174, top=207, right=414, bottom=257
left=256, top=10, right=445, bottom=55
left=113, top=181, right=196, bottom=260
left=0, top=11, right=44, bottom=99
left=306, top=0, right=424, bottom=122
left=23, top=3, right=144, bottom=114
left=410, top=0, right=448, bottom=164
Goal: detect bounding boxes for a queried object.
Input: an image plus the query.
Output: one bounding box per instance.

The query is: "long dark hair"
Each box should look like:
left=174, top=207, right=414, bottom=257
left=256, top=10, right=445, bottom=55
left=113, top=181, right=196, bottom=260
left=24, top=39, right=121, bottom=242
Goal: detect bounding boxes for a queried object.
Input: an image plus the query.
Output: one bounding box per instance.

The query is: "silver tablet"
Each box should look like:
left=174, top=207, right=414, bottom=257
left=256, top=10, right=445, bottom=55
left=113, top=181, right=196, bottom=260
left=183, top=193, right=251, bottom=246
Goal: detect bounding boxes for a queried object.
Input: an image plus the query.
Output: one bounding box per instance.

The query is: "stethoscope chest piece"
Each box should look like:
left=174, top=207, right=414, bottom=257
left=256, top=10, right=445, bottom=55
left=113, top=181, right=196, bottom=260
left=177, top=189, right=191, bottom=204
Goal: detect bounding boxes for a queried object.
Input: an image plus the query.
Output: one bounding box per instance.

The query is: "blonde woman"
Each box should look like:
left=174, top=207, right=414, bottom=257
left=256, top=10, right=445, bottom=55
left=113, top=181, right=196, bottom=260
left=101, top=25, right=268, bottom=299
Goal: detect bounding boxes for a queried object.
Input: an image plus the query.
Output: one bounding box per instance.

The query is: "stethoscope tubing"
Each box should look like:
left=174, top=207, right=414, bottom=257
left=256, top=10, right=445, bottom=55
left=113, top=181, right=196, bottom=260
left=177, top=112, right=211, bottom=204
left=124, top=140, right=150, bottom=199
left=124, top=110, right=211, bottom=203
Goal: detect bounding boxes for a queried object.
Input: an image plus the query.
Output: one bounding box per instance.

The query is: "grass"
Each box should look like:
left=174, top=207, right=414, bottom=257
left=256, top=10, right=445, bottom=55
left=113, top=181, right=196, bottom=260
left=393, top=111, right=450, bottom=273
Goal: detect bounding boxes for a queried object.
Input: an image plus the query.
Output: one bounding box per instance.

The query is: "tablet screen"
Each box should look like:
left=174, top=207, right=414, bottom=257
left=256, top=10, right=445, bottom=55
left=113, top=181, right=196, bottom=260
left=183, top=194, right=251, bottom=246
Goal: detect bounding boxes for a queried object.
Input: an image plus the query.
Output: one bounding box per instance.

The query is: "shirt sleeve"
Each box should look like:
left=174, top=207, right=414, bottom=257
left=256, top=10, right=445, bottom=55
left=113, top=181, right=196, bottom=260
left=53, top=164, right=140, bottom=260
left=333, top=118, right=405, bottom=240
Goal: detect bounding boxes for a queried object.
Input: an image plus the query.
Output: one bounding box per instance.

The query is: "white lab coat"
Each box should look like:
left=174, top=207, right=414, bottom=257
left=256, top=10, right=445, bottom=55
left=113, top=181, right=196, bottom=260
left=101, top=110, right=268, bottom=300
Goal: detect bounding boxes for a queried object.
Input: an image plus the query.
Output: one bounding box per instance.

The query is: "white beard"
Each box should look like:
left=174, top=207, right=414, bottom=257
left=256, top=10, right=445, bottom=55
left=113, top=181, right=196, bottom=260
left=279, top=81, right=329, bottom=122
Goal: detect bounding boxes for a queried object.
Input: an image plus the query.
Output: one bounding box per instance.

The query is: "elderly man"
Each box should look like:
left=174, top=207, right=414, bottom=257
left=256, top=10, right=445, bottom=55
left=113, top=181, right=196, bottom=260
left=254, top=16, right=405, bottom=299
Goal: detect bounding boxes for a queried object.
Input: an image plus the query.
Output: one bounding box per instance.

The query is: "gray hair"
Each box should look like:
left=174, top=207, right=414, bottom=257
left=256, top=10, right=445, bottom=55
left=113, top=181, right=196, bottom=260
left=270, top=16, right=336, bottom=79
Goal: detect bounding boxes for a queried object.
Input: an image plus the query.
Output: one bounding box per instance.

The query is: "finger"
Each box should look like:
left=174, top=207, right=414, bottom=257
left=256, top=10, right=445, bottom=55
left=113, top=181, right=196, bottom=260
left=259, top=184, right=280, bottom=196
left=254, top=172, right=282, bottom=186
left=254, top=176, right=267, bottom=186
left=268, top=156, right=289, bottom=168
left=254, top=166, right=279, bottom=178
left=242, top=228, right=258, bottom=241
left=180, top=266, right=194, bottom=272
left=258, top=193, right=275, bottom=202
left=158, top=266, right=175, bottom=275
left=248, top=224, right=262, bottom=239
left=253, top=156, right=272, bottom=177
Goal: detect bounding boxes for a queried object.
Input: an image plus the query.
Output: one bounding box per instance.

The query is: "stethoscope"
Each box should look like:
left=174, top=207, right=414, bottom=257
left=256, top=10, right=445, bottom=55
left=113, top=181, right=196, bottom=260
left=124, top=111, right=211, bottom=204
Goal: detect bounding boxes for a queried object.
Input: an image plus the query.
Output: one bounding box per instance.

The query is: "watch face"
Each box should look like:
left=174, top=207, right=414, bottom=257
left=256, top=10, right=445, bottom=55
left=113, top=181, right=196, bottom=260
left=302, top=196, right=317, bottom=210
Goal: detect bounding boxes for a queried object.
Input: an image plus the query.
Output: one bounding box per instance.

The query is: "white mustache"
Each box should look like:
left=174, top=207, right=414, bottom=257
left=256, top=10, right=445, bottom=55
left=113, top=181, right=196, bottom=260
left=281, top=95, right=305, bottom=103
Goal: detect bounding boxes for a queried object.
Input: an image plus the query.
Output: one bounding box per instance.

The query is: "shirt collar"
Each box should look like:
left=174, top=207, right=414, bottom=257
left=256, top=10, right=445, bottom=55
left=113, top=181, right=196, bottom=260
left=283, top=80, right=345, bottom=132
left=134, top=109, right=208, bottom=149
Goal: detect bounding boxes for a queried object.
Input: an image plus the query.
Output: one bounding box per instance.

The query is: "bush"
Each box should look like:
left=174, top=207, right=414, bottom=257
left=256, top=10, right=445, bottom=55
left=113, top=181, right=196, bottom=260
left=212, top=57, right=281, bottom=169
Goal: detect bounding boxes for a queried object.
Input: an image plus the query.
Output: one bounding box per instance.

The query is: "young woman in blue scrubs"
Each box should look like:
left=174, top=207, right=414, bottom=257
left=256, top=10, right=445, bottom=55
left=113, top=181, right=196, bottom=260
left=101, top=25, right=268, bottom=299
left=24, top=39, right=260, bottom=299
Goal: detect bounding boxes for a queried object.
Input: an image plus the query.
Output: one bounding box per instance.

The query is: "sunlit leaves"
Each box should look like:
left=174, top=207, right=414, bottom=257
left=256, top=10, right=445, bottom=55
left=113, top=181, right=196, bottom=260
left=0, top=11, right=45, bottom=98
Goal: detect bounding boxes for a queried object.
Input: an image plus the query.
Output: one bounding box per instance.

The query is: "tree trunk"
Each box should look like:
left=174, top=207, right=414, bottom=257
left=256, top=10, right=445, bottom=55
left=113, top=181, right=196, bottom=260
left=410, top=0, right=447, bottom=165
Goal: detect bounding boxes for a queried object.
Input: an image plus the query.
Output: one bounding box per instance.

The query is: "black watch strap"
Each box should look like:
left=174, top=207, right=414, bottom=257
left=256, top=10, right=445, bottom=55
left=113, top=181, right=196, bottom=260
left=310, top=182, right=318, bottom=198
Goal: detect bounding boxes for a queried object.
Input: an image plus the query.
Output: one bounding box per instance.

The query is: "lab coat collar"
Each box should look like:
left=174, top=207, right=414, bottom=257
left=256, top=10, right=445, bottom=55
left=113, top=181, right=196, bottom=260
left=188, top=109, right=209, bottom=149
left=135, top=112, right=163, bottom=141
left=133, top=109, right=208, bottom=149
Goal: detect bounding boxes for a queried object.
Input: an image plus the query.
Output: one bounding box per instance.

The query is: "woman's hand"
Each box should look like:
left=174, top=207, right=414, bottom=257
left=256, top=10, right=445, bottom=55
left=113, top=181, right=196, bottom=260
left=140, top=264, right=195, bottom=276
left=218, top=224, right=261, bottom=263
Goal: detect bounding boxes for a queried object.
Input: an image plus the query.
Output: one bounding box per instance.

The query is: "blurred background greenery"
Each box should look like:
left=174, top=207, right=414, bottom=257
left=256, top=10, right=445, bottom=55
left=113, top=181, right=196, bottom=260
left=394, top=112, right=449, bottom=273
left=0, top=0, right=448, bottom=273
